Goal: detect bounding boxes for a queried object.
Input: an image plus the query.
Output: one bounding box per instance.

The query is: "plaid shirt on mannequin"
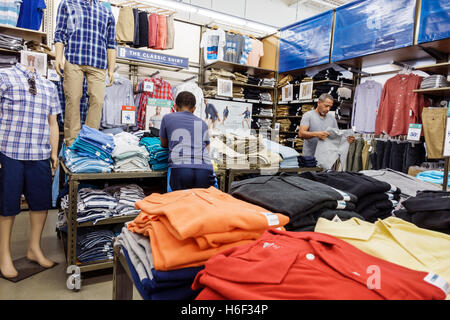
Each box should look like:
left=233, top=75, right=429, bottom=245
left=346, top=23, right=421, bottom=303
left=0, top=63, right=62, bottom=160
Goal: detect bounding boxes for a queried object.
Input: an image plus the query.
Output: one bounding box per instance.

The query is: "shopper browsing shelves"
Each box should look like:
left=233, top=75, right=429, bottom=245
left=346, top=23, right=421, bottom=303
left=159, top=92, right=216, bottom=191
left=299, top=93, right=355, bottom=157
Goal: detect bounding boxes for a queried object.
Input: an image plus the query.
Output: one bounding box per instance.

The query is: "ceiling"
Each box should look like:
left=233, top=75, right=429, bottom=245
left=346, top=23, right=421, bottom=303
left=280, top=0, right=353, bottom=8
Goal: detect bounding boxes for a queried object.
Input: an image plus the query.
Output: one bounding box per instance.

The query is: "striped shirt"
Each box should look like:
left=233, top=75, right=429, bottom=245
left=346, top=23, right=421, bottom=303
left=54, top=0, right=117, bottom=70
left=0, top=0, right=22, bottom=26
left=240, top=35, right=252, bottom=65
left=0, top=63, right=61, bottom=161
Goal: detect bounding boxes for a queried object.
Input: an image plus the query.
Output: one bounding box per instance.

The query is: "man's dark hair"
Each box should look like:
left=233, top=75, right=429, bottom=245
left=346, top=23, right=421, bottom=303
left=176, top=91, right=196, bottom=109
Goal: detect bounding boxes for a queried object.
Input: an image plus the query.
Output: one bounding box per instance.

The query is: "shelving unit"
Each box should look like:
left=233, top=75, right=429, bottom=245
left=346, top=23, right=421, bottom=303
left=59, top=161, right=168, bottom=273
left=0, top=24, right=47, bottom=44
left=413, top=87, right=450, bottom=97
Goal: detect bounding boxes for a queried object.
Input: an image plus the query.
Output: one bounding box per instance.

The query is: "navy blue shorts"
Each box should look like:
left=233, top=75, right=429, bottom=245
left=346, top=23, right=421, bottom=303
left=0, top=152, right=52, bottom=216
left=168, top=168, right=217, bottom=192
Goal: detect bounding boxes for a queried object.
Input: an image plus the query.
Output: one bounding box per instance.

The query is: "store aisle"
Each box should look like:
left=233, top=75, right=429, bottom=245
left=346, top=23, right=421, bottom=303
left=0, top=210, right=141, bottom=300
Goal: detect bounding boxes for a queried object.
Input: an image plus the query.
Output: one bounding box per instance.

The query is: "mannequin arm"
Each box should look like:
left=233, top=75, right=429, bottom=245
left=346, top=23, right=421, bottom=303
left=107, top=49, right=117, bottom=87
left=54, top=42, right=65, bottom=78
left=48, top=114, right=59, bottom=173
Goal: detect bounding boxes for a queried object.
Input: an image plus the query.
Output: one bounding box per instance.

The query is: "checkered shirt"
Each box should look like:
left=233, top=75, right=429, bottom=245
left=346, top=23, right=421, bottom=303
left=137, top=78, right=175, bottom=130
left=54, top=0, right=117, bottom=70
left=0, top=63, right=62, bottom=160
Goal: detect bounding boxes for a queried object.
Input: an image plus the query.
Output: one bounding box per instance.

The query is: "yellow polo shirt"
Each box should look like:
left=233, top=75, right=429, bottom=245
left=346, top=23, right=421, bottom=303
left=314, top=217, right=450, bottom=294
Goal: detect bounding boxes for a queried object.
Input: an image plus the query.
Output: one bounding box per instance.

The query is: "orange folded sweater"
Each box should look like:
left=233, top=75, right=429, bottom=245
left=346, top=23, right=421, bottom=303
left=128, top=187, right=289, bottom=270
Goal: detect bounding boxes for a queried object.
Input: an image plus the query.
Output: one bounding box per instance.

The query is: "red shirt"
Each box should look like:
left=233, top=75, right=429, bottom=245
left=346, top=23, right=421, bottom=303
left=136, top=77, right=174, bottom=129
left=375, top=74, right=429, bottom=136
left=192, top=229, right=447, bottom=300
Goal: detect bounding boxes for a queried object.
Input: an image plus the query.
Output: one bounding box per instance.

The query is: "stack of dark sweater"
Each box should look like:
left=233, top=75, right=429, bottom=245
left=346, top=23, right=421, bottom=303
left=298, top=156, right=317, bottom=168
left=394, top=191, right=450, bottom=235
left=243, top=87, right=263, bottom=100
left=230, top=174, right=363, bottom=232
left=299, top=171, right=401, bottom=222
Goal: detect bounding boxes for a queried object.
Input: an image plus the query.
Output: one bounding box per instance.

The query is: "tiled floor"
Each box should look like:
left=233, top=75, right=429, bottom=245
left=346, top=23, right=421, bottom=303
left=0, top=210, right=141, bottom=300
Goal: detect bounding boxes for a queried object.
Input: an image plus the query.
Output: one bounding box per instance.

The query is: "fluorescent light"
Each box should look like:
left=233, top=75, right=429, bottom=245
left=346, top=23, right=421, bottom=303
left=197, top=8, right=247, bottom=26
left=144, top=0, right=198, bottom=13
left=310, top=0, right=337, bottom=8
left=246, top=22, right=278, bottom=34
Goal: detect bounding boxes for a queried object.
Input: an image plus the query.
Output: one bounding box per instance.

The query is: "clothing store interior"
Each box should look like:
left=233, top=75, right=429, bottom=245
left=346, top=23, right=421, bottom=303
left=0, top=0, right=450, bottom=302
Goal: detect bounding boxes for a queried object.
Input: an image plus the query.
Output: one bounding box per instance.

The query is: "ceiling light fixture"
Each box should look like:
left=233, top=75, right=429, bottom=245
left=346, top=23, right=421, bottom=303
left=144, top=0, right=199, bottom=13
left=197, top=8, right=247, bottom=26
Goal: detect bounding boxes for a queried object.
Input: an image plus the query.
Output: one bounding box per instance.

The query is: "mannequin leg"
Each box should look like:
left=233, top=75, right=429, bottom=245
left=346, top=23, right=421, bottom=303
left=84, top=66, right=107, bottom=130
left=63, top=61, right=85, bottom=146
left=26, top=210, right=54, bottom=268
left=0, top=215, right=18, bottom=278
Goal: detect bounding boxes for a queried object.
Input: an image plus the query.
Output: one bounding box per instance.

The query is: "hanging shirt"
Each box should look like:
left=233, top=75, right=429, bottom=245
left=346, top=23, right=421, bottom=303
left=101, top=77, right=134, bottom=128
left=154, top=14, right=167, bottom=50
left=351, top=80, right=383, bottom=133
left=148, top=13, right=158, bottom=48
left=165, top=14, right=175, bottom=50
left=375, top=74, right=428, bottom=137
left=223, top=33, right=245, bottom=64
left=239, top=35, right=252, bottom=65
left=0, top=0, right=22, bottom=27
left=173, top=82, right=205, bottom=119
left=0, top=63, right=61, bottom=161
left=247, top=38, right=264, bottom=67
left=54, top=0, right=117, bottom=70
left=16, top=0, right=45, bottom=30
left=136, top=77, right=174, bottom=130
left=200, top=29, right=226, bottom=64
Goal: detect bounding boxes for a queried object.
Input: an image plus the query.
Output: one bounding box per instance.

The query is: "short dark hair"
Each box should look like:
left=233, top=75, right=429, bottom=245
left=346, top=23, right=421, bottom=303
left=175, top=91, right=196, bottom=109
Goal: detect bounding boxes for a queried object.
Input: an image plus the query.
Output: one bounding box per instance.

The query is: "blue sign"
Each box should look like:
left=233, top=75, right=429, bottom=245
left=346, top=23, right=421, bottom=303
left=332, top=0, right=416, bottom=62
left=418, top=0, right=450, bottom=44
left=279, top=10, right=334, bottom=73
left=117, top=46, right=189, bottom=69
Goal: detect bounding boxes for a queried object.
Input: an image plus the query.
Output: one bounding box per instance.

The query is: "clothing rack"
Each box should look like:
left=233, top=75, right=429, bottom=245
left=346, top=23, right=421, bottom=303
left=110, top=0, right=176, bottom=16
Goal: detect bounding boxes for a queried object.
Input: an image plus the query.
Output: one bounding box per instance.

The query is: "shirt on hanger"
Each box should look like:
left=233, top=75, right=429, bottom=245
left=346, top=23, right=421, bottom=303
left=16, top=0, right=45, bottom=30
left=173, top=82, right=205, bottom=119
left=54, top=0, right=117, bottom=70
left=0, top=63, right=61, bottom=161
left=148, top=13, right=158, bottom=48
left=136, top=77, right=174, bottom=130
left=138, top=11, right=149, bottom=48
left=352, top=80, right=383, bottom=133
left=101, top=77, right=134, bottom=128
left=375, top=74, right=429, bottom=137
left=223, top=33, right=245, bottom=64
left=154, top=14, right=167, bottom=50
left=200, top=29, right=226, bottom=64
left=239, top=35, right=252, bottom=65
left=0, top=0, right=22, bottom=27
left=247, top=38, right=264, bottom=67
left=165, top=14, right=175, bottom=50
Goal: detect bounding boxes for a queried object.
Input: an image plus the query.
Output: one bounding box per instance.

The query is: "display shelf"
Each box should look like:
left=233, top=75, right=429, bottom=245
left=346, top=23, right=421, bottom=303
left=77, top=260, right=114, bottom=273
left=204, top=95, right=274, bottom=105
left=413, top=87, right=450, bottom=97
left=77, top=215, right=139, bottom=228
left=204, top=81, right=275, bottom=90
left=278, top=99, right=319, bottom=105
left=252, top=115, right=274, bottom=118
left=0, top=48, right=20, bottom=54
left=275, top=115, right=302, bottom=119
left=0, top=24, right=47, bottom=43
left=204, top=60, right=276, bottom=77
left=415, top=62, right=450, bottom=75
left=279, top=131, right=298, bottom=134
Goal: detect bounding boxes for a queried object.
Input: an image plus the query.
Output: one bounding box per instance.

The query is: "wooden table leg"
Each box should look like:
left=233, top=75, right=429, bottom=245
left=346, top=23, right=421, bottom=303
left=113, top=248, right=133, bottom=300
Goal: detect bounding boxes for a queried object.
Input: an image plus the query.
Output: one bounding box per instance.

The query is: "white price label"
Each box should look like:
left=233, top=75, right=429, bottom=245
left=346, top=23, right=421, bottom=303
left=144, top=81, right=154, bottom=92
left=407, top=124, right=422, bottom=141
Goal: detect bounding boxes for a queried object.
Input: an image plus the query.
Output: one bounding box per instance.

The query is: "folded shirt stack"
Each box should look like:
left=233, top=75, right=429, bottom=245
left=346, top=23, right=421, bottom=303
left=416, top=170, right=450, bottom=187
left=232, top=86, right=244, bottom=99
left=394, top=190, right=450, bottom=235
left=260, top=92, right=272, bottom=102
left=77, top=228, right=115, bottom=263
left=210, top=138, right=249, bottom=168
left=298, top=156, right=317, bottom=167
left=202, top=88, right=217, bottom=98
left=69, top=125, right=115, bottom=165
left=0, top=33, right=24, bottom=51
left=0, top=54, right=18, bottom=68
left=104, top=184, right=146, bottom=217
left=76, top=188, right=118, bottom=224
left=230, top=174, right=359, bottom=231
left=234, top=72, right=248, bottom=84
left=139, top=137, right=169, bottom=171
left=243, top=87, right=262, bottom=100
left=262, top=138, right=300, bottom=169
left=420, top=75, right=449, bottom=89
left=127, top=187, right=289, bottom=271
left=258, top=108, right=273, bottom=117
left=276, top=105, right=290, bottom=117
left=256, top=118, right=272, bottom=130
left=260, top=78, right=276, bottom=87
left=112, top=132, right=151, bottom=172
left=64, top=148, right=113, bottom=174
left=115, top=225, right=204, bottom=300
left=207, top=69, right=236, bottom=82
left=299, top=171, right=401, bottom=222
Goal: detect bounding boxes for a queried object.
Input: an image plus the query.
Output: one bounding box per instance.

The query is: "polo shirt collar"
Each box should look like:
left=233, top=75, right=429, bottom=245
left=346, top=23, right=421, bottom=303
left=314, top=217, right=376, bottom=241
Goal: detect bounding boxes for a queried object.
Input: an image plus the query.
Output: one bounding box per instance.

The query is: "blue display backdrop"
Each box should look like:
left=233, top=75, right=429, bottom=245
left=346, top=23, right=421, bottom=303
left=418, top=0, right=450, bottom=44
left=279, top=10, right=334, bottom=73
left=332, top=0, right=416, bottom=62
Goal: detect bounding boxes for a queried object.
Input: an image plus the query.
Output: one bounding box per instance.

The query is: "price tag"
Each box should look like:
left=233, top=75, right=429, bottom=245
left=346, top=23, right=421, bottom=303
left=47, top=68, right=60, bottom=81
left=144, top=81, right=154, bottom=92
left=121, top=105, right=136, bottom=125
left=407, top=124, right=422, bottom=141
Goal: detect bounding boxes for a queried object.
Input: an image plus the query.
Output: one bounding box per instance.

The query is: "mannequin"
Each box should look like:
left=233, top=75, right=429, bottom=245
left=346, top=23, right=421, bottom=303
left=0, top=63, right=61, bottom=278
left=54, top=0, right=117, bottom=146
